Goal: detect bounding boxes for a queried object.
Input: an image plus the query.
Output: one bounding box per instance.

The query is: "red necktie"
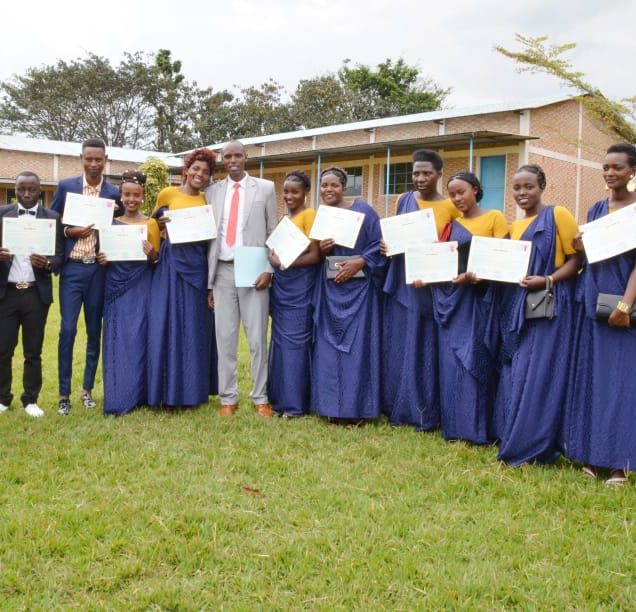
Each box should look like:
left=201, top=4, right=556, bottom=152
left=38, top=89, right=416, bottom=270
left=226, top=183, right=240, bottom=247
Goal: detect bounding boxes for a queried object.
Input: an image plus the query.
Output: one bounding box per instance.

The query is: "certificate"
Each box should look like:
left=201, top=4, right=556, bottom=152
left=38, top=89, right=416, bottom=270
left=99, top=224, right=147, bottom=261
left=266, top=216, right=310, bottom=270
left=165, top=205, right=217, bottom=244
left=2, top=217, right=56, bottom=256
left=467, top=236, right=532, bottom=283
left=308, top=205, right=365, bottom=248
left=234, top=246, right=269, bottom=287
left=380, top=208, right=438, bottom=256
left=404, top=241, right=458, bottom=284
left=62, top=193, right=116, bottom=229
left=580, top=203, right=636, bottom=264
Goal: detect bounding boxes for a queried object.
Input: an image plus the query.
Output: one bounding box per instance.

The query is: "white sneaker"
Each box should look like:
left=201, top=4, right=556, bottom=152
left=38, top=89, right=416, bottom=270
left=0, top=403, right=8, bottom=413
left=24, top=403, right=44, bottom=417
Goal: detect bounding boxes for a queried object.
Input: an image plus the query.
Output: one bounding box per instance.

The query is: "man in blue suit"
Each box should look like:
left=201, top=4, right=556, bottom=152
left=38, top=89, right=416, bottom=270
left=51, top=138, right=120, bottom=415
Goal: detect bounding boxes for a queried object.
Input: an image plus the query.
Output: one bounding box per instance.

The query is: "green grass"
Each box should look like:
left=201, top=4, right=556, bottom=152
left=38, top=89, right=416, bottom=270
left=1, top=280, right=635, bottom=609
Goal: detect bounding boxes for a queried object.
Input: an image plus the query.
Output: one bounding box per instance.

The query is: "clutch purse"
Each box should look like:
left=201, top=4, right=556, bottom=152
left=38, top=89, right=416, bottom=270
left=595, top=293, right=636, bottom=322
left=525, top=277, right=554, bottom=320
left=325, top=255, right=366, bottom=279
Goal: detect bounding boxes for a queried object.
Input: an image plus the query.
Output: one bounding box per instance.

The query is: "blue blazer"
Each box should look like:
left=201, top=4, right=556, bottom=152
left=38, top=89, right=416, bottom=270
left=51, top=176, right=121, bottom=262
left=0, top=204, right=64, bottom=305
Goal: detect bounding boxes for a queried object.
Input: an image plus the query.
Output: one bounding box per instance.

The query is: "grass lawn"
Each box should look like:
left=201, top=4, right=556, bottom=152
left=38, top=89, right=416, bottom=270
left=1, top=280, right=634, bottom=609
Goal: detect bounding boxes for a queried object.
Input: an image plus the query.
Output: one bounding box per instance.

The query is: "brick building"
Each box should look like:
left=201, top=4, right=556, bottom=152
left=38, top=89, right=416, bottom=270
left=0, top=134, right=181, bottom=207
left=201, top=94, right=618, bottom=224
left=0, top=95, right=621, bottom=223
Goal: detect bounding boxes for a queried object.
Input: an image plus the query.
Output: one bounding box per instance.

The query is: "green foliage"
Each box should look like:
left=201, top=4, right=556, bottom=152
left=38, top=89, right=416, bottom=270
left=1, top=52, right=450, bottom=149
left=138, top=157, right=169, bottom=215
left=1, top=279, right=635, bottom=608
left=291, top=58, right=450, bottom=129
left=0, top=53, right=155, bottom=147
left=496, top=34, right=636, bottom=143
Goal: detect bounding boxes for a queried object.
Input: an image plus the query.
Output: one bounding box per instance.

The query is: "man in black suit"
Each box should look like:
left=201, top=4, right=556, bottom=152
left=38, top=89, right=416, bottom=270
left=0, top=172, right=63, bottom=416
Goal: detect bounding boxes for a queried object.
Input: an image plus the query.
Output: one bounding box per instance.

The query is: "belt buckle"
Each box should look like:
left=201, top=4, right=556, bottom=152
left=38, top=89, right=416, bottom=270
left=15, top=281, right=29, bottom=290
left=82, top=257, right=96, bottom=264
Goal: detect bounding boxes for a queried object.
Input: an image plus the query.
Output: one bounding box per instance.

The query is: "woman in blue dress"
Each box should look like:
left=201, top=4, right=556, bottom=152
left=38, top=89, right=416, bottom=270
left=147, top=148, right=217, bottom=408
left=267, top=171, right=320, bottom=417
left=431, top=172, right=508, bottom=444
left=563, top=143, right=636, bottom=486
left=380, top=150, right=459, bottom=430
left=494, top=164, right=580, bottom=466
left=98, top=171, right=160, bottom=416
left=311, top=167, right=386, bottom=425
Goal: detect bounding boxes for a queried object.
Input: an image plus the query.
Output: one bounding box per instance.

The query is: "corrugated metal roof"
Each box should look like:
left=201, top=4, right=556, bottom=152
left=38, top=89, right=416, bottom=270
left=187, top=94, right=573, bottom=154
left=0, top=134, right=183, bottom=167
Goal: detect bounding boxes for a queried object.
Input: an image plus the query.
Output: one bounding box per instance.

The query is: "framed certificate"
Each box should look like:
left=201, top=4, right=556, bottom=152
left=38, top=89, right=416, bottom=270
left=309, top=205, right=365, bottom=249
left=265, top=216, right=310, bottom=270
left=580, top=203, right=636, bottom=264
left=380, top=208, right=438, bottom=256
left=467, top=236, right=532, bottom=283
left=404, top=241, right=458, bottom=284
left=99, top=224, right=147, bottom=261
left=165, top=205, right=217, bottom=244
left=62, top=193, right=116, bottom=229
left=2, top=217, right=56, bottom=256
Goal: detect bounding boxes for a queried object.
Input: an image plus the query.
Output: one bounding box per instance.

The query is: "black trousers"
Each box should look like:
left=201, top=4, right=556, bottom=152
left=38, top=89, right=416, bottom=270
left=0, top=285, right=50, bottom=407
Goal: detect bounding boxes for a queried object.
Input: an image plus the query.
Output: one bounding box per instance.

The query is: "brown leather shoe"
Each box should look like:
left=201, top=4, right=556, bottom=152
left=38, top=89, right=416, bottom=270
left=255, top=403, right=273, bottom=418
left=218, top=404, right=238, bottom=416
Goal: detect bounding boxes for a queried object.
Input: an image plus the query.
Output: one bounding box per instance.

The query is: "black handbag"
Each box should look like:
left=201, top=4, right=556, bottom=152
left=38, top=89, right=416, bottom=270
left=325, top=255, right=365, bottom=279
left=595, top=293, right=636, bottom=322
left=525, top=277, right=554, bottom=320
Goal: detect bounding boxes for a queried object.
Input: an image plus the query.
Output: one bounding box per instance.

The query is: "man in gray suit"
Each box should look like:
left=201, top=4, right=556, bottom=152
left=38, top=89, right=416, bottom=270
left=206, top=141, right=277, bottom=418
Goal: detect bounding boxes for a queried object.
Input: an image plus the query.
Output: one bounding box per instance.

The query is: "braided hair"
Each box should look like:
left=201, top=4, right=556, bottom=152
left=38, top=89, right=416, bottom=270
left=285, top=170, right=311, bottom=191
left=447, top=171, right=483, bottom=202
left=516, top=164, right=547, bottom=189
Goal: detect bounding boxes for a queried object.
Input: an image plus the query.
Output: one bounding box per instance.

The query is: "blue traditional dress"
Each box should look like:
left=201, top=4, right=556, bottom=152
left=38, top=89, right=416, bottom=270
left=562, top=199, right=636, bottom=471
left=268, top=209, right=318, bottom=416
left=311, top=199, right=385, bottom=420
left=102, top=219, right=159, bottom=416
left=381, top=192, right=458, bottom=430
left=431, top=220, right=503, bottom=443
left=147, top=188, right=214, bottom=407
left=494, top=206, right=577, bottom=465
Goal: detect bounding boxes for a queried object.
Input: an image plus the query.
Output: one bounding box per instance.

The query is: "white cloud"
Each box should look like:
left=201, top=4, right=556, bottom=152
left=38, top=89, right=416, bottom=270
left=1, top=0, right=634, bottom=113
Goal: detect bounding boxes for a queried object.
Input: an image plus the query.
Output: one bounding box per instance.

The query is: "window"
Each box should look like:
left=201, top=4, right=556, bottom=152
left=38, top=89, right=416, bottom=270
left=383, top=162, right=411, bottom=195
left=345, top=166, right=363, bottom=197
left=479, top=155, right=506, bottom=212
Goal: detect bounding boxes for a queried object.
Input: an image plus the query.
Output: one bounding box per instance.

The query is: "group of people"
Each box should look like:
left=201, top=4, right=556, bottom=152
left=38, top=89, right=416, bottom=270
left=1, top=137, right=635, bottom=486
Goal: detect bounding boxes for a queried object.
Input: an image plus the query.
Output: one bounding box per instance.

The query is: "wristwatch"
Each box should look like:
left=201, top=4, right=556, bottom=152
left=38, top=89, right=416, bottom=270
left=616, top=300, right=632, bottom=314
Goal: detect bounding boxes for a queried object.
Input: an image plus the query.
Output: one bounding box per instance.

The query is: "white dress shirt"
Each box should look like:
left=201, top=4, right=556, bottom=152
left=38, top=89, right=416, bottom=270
left=218, top=175, right=247, bottom=262
left=8, top=204, right=37, bottom=283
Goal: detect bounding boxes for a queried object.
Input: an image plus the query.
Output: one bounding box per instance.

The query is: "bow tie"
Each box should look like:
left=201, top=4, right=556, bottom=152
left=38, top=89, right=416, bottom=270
left=18, top=209, right=36, bottom=216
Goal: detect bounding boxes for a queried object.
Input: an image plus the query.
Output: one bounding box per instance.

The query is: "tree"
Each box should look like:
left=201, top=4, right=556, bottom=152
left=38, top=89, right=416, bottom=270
left=291, top=75, right=351, bottom=128
left=339, top=58, right=450, bottom=121
left=146, top=49, right=199, bottom=153
left=138, top=157, right=169, bottom=215
left=0, top=53, right=155, bottom=148
left=229, top=80, right=295, bottom=138
left=495, top=34, right=636, bottom=143
left=289, top=58, right=450, bottom=129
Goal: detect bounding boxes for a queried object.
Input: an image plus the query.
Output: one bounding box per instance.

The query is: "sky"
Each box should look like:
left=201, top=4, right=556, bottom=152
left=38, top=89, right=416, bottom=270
left=2, top=0, right=634, bottom=114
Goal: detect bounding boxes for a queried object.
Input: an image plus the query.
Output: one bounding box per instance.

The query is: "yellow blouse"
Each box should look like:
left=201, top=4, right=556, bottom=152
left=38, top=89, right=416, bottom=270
left=119, top=217, right=161, bottom=253
left=457, top=210, right=509, bottom=238
left=510, top=206, right=578, bottom=268
left=153, top=186, right=206, bottom=212
left=410, top=196, right=460, bottom=236
left=290, top=208, right=316, bottom=238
